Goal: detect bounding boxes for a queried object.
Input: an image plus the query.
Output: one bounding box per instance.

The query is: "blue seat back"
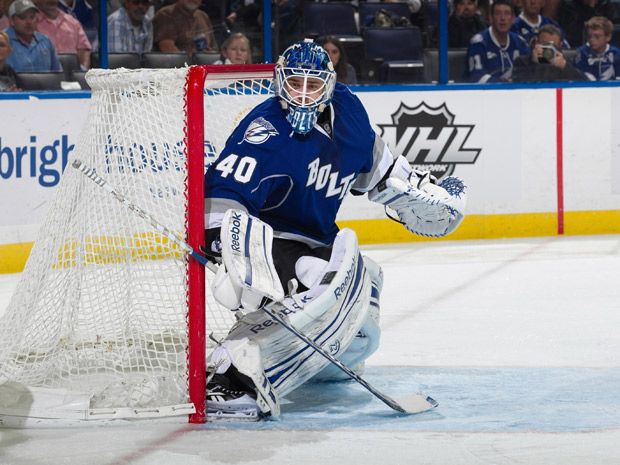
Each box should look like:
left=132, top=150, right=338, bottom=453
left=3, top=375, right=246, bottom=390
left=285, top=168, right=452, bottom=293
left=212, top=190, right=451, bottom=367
left=303, top=2, right=359, bottom=37
left=363, top=27, right=423, bottom=61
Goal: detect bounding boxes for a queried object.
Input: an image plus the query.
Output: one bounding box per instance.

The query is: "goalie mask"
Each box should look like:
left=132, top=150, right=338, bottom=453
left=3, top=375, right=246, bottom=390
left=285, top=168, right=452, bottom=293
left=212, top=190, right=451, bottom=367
left=275, top=39, right=336, bottom=134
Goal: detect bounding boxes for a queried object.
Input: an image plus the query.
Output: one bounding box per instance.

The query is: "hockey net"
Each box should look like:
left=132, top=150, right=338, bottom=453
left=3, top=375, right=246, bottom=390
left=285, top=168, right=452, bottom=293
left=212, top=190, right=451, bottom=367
left=0, top=65, right=275, bottom=426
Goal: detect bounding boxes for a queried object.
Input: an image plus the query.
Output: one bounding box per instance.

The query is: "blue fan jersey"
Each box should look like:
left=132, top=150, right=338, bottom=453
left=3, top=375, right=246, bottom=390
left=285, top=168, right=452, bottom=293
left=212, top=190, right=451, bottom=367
left=466, top=27, right=530, bottom=82
left=510, top=14, right=570, bottom=48
left=573, top=44, right=620, bottom=81
left=204, top=83, right=392, bottom=247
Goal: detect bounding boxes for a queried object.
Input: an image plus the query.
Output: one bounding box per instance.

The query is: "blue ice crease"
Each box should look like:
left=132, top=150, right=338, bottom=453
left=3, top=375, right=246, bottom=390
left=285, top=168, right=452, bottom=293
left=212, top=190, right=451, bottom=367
left=201, top=366, right=620, bottom=433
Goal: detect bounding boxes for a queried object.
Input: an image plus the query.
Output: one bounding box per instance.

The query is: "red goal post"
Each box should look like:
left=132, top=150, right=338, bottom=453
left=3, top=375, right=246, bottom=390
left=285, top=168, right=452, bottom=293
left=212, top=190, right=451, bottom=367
left=186, top=64, right=275, bottom=423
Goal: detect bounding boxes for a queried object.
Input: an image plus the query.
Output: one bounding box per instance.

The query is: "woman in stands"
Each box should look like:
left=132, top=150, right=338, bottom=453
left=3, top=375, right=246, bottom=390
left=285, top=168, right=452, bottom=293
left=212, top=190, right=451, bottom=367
left=318, top=35, right=357, bottom=85
left=215, top=32, right=252, bottom=64
left=0, top=30, right=18, bottom=91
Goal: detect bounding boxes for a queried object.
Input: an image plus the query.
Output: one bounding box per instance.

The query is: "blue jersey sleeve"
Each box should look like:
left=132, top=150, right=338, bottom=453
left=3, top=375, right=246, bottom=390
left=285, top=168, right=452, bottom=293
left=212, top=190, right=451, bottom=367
left=466, top=35, right=490, bottom=83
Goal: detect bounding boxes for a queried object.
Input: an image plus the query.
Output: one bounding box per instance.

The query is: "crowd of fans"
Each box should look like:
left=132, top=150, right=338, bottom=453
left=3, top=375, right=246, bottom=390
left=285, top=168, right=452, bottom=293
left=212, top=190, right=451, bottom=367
left=1, top=0, right=620, bottom=90
left=462, top=0, right=620, bottom=82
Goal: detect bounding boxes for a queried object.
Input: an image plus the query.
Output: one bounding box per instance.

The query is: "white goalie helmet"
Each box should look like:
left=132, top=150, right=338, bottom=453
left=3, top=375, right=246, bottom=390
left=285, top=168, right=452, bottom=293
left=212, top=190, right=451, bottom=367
left=274, top=38, right=337, bottom=134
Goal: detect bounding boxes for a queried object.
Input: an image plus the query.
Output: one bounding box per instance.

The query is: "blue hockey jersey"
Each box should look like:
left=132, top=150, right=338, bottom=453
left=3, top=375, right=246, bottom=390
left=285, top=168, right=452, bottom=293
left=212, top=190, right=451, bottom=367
left=573, top=44, right=620, bottom=81
left=466, top=27, right=530, bottom=82
left=510, top=14, right=570, bottom=48
left=204, top=83, right=392, bottom=247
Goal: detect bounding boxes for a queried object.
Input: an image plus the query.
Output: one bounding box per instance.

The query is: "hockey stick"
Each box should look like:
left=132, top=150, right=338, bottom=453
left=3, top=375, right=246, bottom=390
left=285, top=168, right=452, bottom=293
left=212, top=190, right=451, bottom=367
left=72, top=159, right=438, bottom=415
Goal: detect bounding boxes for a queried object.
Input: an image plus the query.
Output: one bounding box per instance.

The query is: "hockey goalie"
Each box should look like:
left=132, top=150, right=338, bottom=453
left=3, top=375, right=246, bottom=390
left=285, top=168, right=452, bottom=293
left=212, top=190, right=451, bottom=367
left=203, top=39, right=468, bottom=420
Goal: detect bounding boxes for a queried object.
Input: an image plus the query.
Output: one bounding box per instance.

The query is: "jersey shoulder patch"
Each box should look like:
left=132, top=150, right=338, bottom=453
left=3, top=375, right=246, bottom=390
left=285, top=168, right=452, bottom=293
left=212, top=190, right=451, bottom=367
left=242, top=117, right=279, bottom=145
left=470, top=32, right=485, bottom=45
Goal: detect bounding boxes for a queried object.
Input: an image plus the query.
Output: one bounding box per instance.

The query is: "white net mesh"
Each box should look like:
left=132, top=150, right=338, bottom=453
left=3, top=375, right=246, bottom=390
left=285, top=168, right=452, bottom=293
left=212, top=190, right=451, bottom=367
left=0, top=67, right=274, bottom=421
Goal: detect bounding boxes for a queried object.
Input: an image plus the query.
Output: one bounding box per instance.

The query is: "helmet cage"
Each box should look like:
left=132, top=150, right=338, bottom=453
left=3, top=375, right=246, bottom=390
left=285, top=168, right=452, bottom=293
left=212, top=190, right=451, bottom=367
left=274, top=40, right=337, bottom=134
left=276, top=67, right=335, bottom=110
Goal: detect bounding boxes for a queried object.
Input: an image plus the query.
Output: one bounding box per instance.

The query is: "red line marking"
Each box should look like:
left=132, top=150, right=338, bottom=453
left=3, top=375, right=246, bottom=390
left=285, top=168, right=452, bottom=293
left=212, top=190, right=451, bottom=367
left=556, top=88, right=565, bottom=235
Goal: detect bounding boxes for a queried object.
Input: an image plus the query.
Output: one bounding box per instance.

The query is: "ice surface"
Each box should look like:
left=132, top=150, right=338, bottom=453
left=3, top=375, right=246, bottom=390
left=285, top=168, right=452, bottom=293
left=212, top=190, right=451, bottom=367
left=0, top=236, right=619, bottom=465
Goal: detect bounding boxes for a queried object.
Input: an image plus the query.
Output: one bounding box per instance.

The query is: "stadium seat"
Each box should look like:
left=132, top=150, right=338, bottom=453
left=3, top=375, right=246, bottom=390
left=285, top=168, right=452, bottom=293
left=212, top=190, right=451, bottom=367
left=448, top=48, right=468, bottom=83
left=423, top=49, right=468, bottom=83
left=361, top=27, right=424, bottom=83
left=57, top=53, right=80, bottom=79
left=563, top=48, right=578, bottom=64
left=16, top=72, right=65, bottom=91
left=142, top=52, right=190, bottom=68
left=303, top=2, right=360, bottom=38
left=191, top=52, right=222, bottom=65
left=302, top=2, right=364, bottom=80
left=91, top=53, right=143, bottom=69
left=612, top=24, right=620, bottom=48
left=70, top=70, right=90, bottom=90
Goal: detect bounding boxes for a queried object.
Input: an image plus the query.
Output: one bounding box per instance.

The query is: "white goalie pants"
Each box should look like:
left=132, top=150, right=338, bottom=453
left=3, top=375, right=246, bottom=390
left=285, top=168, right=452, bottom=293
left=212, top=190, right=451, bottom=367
left=209, top=229, right=382, bottom=414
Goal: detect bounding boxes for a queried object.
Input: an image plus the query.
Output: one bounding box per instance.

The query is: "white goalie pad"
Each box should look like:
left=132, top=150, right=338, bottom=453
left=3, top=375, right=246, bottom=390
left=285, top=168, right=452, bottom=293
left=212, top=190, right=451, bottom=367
left=312, top=255, right=383, bottom=381
left=369, top=166, right=468, bottom=238
left=210, top=228, right=374, bottom=413
left=216, top=209, right=285, bottom=310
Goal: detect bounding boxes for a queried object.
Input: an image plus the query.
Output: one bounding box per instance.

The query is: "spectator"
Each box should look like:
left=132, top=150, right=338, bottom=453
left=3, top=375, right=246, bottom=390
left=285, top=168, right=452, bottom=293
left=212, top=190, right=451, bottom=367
left=573, top=15, right=620, bottom=80
left=556, top=0, right=616, bottom=47
left=34, top=0, right=92, bottom=70
left=214, top=32, right=251, bottom=64
left=0, top=30, right=19, bottom=90
left=1, top=0, right=11, bottom=29
left=317, top=35, right=357, bottom=85
left=225, top=0, right=260, bottom=33
left=107, top=0, right=153, bottom=53
left=152, top=0, right=216, bottom=55
left=107, top=0, right=121, bottom=14
left=511, top=0, right=570, bottom=47
left=512, top=24, right=586, bottom=80
left=466, top=0, right=530, bottom=82
left=447, top=0, right=487, bottom=48
left=199, top=0, right=228, bottom=45
left=58, top=0, right=98, bottom=49
left=275, top=0, right=303, bottom=54
left=5, top=0, right=62, bottom=72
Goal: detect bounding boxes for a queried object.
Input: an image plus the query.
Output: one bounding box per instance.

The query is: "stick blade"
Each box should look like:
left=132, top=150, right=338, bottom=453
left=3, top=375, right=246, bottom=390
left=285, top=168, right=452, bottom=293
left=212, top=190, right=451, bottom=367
left=397, top=394, right=438, bottom=414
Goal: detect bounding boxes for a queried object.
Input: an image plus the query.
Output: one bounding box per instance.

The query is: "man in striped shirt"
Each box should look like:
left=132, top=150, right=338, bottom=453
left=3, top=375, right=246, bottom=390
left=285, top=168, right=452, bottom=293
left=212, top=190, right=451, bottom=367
left=107, top=0, right=153, bottom=53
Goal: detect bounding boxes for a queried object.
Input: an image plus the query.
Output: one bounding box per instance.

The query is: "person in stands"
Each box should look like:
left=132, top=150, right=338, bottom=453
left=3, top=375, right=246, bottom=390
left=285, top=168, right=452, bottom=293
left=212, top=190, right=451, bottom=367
left=573, top=15, right=620, bottom=80
left=214, top=32, right=252, bottom=64
left=317, top=35, right=357, bottom=85
left=0, top=0, right=12, bottom=29
left=448, top=0, right=487, bottom=48
left=466, top=0, right=530, bottom=82
left=34, top=0, right=92, bottom=70
left=0, top=30, right=19, bottom=90
left=512, top=24, right=586, bottom=81
left=5, top=0, right=62, bottom=72
left=107, top=0, right=153, bottom=53
left=152, top=0, right=216, bottom=55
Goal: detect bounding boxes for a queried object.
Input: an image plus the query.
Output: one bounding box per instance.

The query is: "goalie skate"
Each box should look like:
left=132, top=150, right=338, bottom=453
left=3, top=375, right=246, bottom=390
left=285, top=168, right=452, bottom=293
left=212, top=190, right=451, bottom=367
left=206, top=380, right=261, bottom=422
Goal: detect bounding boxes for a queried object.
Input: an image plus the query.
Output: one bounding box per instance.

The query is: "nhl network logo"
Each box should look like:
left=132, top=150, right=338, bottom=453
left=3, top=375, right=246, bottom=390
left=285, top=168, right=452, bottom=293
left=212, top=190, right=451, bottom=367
left=378, top=102, right=481, bottom=180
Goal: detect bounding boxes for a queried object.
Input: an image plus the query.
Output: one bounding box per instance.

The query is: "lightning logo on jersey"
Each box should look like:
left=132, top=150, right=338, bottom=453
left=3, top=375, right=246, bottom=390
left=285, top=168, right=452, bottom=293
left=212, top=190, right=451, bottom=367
left=242, top=117, right=279, bottom=145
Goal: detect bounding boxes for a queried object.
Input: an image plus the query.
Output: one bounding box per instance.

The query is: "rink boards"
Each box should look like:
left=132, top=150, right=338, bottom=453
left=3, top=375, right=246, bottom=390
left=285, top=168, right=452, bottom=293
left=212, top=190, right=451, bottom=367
left=1, top=83, right=620, bottom=273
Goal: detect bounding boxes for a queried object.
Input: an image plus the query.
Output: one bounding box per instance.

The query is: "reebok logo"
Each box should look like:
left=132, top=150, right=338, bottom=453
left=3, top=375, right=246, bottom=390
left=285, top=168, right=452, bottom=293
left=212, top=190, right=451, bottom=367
left=333, top=257, right=356, bottom=300
left=229, top=212, right=242, bottom=253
